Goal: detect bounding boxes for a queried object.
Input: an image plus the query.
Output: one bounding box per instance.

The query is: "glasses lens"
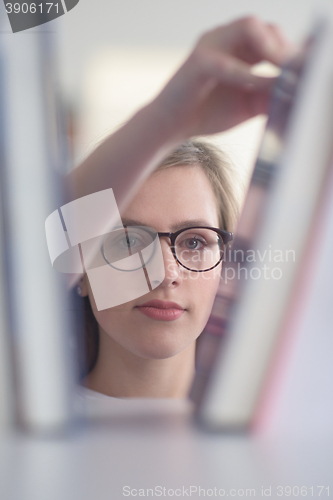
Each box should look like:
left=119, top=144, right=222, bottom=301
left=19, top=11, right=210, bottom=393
left=102, top=226, right=157, bottom=271
left=175, top=228, right=223, bottom=271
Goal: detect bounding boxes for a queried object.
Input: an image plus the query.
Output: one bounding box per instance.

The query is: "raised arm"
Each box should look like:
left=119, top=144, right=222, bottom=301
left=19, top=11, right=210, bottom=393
left=66, top=17, right=294, bottom=209
left=63, top=17, right=294, bottom=288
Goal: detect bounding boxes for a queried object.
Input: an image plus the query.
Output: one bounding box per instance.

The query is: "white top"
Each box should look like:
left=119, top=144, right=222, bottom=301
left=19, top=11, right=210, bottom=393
left=75, top=384, right=193, bottom=420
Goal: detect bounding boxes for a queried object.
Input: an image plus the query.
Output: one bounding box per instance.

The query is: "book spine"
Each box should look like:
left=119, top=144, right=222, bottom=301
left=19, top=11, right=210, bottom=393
left=254, top=110, right=333, bottom=438
left=2, top=29, right=76, bottom=434
left=0, top=41, right=14, bottom=433
left=191, top=60, right=301, bottom=410
left=195, top=17, right=333, bottom=429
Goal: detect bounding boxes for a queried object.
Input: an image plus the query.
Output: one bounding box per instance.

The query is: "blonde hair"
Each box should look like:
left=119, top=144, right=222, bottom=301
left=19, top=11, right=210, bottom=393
left=156, top=140, right=239, bottom=232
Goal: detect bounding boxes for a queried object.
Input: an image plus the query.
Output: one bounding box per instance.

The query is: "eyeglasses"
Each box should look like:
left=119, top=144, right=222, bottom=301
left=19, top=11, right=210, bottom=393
left=101, top=226, right=233, bottom=273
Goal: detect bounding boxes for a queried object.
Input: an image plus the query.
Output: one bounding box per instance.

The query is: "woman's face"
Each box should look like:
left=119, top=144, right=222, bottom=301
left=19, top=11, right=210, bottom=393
left=83, top=165, right=222, bottom=360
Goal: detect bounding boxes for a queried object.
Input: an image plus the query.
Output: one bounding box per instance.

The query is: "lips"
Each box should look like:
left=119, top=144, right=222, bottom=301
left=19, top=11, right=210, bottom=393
left=138, top=299, right=183, bottom=310
left=135, top=299, right=185, bottom=321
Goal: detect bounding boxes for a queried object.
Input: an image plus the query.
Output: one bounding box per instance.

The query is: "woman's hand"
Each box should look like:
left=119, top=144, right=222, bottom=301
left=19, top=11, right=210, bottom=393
left=69, top=17, right=296, bottom=204
left=153, top=16, right=295, bottom=139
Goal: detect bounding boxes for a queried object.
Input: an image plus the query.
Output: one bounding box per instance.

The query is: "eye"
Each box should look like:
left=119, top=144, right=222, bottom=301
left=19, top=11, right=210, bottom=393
left=117, top=234, right=144, bottom=249
left=114, top=234, right=147, bottom=251
left=102, top=226, right=157, bottom=269
left=103, top=230, right=149, bottom=260
left=178, top=234, right=207, bottom=251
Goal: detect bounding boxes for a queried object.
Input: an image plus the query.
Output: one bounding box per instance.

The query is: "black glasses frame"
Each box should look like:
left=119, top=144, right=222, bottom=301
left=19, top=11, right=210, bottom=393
left=102, top=225, right=233, bottom=273
left=156, top=226, right=233, bottom=272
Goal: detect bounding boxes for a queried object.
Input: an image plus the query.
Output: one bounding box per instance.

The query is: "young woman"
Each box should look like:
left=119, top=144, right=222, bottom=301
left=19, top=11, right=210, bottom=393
left=67, top=17, right=294, bottom=398
left=76, top=141, right=238, bottom=398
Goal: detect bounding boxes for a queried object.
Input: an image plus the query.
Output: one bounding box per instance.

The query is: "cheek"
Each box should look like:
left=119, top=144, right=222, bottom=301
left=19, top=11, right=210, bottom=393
left=88, top=288, right=131, bottom=338
left=187, top=266, right=221, bottom=318
left=197, top=262, right=221, bottom=286
left=93, top=309, right=116, bottom=330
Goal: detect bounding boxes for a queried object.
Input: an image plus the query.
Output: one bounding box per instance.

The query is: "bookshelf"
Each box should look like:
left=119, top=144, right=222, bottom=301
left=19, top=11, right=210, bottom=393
left=0, top=397, right=332, bottom=500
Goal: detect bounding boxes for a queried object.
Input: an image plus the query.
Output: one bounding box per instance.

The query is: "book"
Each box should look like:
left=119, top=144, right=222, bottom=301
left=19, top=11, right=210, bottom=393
left=1, top=28, right=77, bottom=433
left=256, top=157, right=333, bottom=437
left=191, top=14, right=333, bottom=430
left=191, top=47, right=302, bottom=410
left=0, top=41, right=13, bottom=433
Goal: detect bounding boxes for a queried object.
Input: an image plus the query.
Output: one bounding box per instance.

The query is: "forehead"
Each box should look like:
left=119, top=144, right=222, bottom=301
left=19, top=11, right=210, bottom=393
left=122, top=165, right=220, bottom=230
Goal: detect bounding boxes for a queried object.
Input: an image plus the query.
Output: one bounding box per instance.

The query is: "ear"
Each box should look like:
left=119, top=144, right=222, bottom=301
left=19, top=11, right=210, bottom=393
left=77, top=274, right=89, bottom=297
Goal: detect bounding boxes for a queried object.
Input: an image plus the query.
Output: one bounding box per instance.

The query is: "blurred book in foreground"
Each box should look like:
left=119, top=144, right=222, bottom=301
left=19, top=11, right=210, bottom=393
left=1, top=28, right=78, bottom=434
left=256, top=158, right=333, bottom=438
left=191, top=14, right=333, bottom=431
left=0, top=41, right=13, bottom=433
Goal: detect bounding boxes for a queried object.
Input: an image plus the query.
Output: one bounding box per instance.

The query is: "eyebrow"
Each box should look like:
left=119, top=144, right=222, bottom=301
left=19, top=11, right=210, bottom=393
left=120, top=218, right=216, bottom=231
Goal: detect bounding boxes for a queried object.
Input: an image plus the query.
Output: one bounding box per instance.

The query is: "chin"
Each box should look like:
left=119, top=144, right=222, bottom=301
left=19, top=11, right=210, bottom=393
left=130, top=338, right=194, bottom=360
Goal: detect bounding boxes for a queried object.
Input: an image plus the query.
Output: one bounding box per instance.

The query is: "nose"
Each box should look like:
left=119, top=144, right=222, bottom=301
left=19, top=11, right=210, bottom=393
left=154, top=237, right=183, bottom=288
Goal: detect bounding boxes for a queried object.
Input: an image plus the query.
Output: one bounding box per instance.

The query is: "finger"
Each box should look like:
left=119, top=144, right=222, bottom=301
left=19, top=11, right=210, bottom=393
left=245, top=89, right=271, bottom=117
left=193, top=85, right=272, bottom=135
left=198, top=17, right=296, bottom=67
left=193, top=48, right=276, bottom=92
left=266, top=23, right=299, bottom=64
